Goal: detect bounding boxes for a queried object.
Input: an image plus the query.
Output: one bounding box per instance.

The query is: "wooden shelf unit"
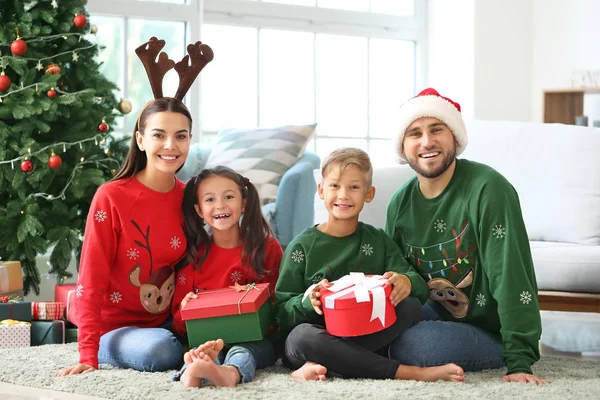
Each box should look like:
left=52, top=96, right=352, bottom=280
left=538, top=290, right=600, bottom=313
left=543, top=87, right=600, bottom=124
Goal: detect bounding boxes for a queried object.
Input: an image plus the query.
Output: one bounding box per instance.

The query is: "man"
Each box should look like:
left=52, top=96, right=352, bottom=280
left=386, top=88, right=547, bottom=384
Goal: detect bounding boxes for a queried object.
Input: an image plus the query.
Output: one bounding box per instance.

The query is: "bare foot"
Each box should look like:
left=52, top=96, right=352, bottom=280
left=183, top=353, right=240, bottom=387
left=396, top=363, right=464, bottom=382
left=198, top=338, right=225, bottom=361
left=290, top=361, right=327, bottom=381
left=184, top=338, right=225, bottom=365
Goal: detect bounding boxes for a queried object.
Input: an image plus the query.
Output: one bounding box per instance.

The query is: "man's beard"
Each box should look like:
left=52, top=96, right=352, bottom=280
left=406, top=144, right=456, bottom=179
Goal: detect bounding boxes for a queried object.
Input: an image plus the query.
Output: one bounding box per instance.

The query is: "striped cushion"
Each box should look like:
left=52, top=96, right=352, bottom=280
left=205, top=124, right=316, bottom=204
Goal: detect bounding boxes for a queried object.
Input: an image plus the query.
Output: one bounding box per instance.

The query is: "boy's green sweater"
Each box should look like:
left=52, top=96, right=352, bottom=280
left=274, top=223, right=429, bottom=333
left=386, top=158, right=541, bottom=374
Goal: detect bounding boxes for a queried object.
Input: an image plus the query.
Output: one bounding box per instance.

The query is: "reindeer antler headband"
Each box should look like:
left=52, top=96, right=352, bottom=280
left=135, top=37, right=214, bottom=125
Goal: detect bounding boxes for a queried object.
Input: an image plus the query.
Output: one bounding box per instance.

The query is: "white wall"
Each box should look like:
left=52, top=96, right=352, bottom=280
left=427, top=0, right=475, bottom=119
left=473, top=0, right=533, bottom=122
left=531, top=0, right=600, bottom=122
left=427, top=0, right=533, bottom=122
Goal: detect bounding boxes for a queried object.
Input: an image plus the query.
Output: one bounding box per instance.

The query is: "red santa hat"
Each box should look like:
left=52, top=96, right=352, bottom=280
left=394, top=88, right=468, bottom=164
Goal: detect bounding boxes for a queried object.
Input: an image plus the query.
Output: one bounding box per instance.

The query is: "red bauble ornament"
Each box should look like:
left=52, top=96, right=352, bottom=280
left=0, top=74, right=10, bottom=92
left=48, top=154, right=63, bottom=170
left=98, top=121, right=109, bottom=132
left=47, top=89, right=57, bottom=98
left=45, top=64, right=61, bottom=75
left=73, top=14, right=87, bottom=29
left=10, top=39, right=28, bottom=56
left=20, top=159, right=34, bottom=173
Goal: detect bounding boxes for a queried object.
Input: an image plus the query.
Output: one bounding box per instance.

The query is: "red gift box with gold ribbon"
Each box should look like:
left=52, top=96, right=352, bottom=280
left=181, top=283, right=272, bottom=347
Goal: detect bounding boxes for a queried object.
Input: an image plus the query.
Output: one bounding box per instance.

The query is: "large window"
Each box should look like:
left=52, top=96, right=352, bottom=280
left=87, top=0, right=424, bottom=166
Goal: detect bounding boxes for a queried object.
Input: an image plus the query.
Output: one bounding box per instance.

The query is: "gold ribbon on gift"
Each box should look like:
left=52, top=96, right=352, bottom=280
left=0, top=319, right=32, bottom=326
left=196, top=283, right=268, bottom=315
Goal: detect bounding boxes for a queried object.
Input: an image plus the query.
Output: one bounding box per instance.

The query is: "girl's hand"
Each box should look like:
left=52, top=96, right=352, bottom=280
left=180, top=291, right=198, bottom=310
left=382, top=272, right=411, bottom=306
left=309, top=279, right=329, bottom=315
left=57, top=363, right=96, bottom=376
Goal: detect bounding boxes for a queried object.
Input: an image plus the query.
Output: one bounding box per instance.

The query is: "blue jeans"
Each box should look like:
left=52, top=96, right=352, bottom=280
left=98, top=319, right=183, bottom=372
left=172, top=338, right=277, bottom=384
left=388, top=304, right=504, bottom=372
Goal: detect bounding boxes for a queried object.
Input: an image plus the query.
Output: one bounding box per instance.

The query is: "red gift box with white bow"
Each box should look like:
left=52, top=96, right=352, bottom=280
left=306, top=272, right=396, bottom=337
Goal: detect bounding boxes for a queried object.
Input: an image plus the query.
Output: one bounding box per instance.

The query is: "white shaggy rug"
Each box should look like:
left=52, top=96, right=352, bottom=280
left=1, top=343, right=599, bottom=399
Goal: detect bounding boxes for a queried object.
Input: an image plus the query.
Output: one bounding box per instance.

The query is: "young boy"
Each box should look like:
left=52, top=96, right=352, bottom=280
left=274, top=148, right=464, bottom=382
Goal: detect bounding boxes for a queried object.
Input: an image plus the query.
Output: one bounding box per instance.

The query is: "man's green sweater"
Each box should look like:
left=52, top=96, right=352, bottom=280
left=386, top=158, right=541, bottom=374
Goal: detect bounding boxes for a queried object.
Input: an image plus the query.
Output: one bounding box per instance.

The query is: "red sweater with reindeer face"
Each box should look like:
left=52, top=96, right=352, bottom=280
left=171, top=237, right=283, bottom=338
left=73, top=177, right=186, bottom=368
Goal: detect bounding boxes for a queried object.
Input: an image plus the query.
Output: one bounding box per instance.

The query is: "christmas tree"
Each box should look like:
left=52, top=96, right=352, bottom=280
left=0, top=0, right=128, bottom=295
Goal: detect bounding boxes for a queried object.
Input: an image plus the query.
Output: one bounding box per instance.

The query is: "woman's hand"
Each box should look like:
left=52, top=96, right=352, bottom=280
left=57, top=363, right=97, bottom=376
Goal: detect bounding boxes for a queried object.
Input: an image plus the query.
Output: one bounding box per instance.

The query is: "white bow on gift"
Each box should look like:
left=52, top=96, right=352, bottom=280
left=302, top=272, right=388, bottom=327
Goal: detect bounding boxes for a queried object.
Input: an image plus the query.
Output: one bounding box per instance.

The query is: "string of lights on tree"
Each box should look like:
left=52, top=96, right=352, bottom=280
left=0, top=21, right=100, bottom=103
left=0, top=4, right=132, bottom=198
left=0, top=131, right=119, bottom=199
left=404, top=224, right=472, bottom=280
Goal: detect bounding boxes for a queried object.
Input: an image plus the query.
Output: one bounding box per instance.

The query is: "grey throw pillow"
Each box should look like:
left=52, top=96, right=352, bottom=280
left=204, top=124, right=316, bottom=204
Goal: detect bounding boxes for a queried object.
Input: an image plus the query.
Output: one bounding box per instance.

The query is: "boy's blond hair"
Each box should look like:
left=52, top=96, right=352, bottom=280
left=321, top=148, right=373, bottom=187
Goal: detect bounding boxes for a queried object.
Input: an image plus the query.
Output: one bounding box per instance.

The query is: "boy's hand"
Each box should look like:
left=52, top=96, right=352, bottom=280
left=382, top=272, right=411, bottom=306
left=180, top=291, right=198, bottom=310
left=501, top=373, right=548, bottom=385
left=309, top=279, right=329, bottom=315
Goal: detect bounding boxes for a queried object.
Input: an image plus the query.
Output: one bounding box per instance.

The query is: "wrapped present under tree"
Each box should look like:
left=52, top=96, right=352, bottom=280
left=31, top=301, right=65, bottom=320
left=0, top=261, right=23, bottom=295
left=0, top=293, right=31, bottom=322
left=31, top=319, right=65, bottom=346
left=0, top=319, right=31, bottom=348
left=54, top=283, right=78, bottom=325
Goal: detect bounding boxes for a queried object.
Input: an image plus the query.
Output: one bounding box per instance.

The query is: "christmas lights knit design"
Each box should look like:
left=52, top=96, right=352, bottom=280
left=402, top=219, right=478, bottom=319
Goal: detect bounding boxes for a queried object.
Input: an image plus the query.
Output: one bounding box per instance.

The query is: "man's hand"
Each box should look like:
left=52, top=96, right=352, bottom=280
left=501, top=373, right=548, bottom=384
left=309, top=279, right=329, bottom=315
left=180, top=291, right=198, bottom=310
left=57, top=363, right=97, bottom=376
left=382, top=272, right=411, bottom=306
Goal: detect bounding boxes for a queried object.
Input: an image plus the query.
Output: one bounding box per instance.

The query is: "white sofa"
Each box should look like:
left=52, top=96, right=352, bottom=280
left=314, top=119, right=600, bottom=352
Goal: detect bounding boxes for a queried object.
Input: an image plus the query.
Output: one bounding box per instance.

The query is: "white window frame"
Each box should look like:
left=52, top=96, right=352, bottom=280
left=86, top=0, right=203, bottom=141
left=85, top=0, right=427, bottom=147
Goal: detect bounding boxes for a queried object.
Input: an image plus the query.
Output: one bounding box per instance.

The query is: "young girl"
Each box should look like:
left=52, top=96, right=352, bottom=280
left=171, top=166, right=283, bottom=387
left=57, top=98, right=193, bottom=376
